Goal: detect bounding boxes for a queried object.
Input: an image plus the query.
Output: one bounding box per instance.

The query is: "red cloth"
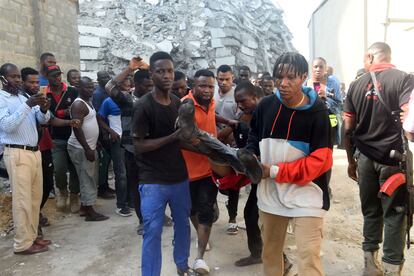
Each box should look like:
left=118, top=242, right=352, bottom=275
left=212, top=173, right=251, bottom=190
left=39, top=128, right=54, bottom=151
left=47, top=82, right=68, bottom=118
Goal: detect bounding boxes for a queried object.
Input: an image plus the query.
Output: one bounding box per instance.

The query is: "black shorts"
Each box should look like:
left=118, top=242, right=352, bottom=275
left=190, top=176, right=218, bottom=226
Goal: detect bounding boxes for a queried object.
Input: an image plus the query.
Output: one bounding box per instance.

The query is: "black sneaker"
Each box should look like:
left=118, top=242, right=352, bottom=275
left=164, top=215, right=173, bottom=227
left=98, top=191, right=115, bottom=199
left=235, top=255, right=262, bottom=267
left=116, top=207, right=132, bottom=217
left=177, top=268, right=196, bottom=276
left=137, top=223, right=144, bottom=235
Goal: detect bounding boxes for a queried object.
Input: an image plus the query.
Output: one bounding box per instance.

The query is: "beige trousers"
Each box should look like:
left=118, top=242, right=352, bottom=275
left=3, top=147, right=43, bottom=252
left=259, top=211, right=324, bottom=276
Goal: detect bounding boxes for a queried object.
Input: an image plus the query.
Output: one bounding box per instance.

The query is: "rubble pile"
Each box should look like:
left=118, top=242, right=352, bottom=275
left=78, top=0, right=294, bottom=78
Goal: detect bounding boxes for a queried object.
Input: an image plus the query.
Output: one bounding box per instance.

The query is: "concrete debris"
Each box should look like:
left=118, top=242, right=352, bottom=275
left=78, top=0, right=293, bottom=79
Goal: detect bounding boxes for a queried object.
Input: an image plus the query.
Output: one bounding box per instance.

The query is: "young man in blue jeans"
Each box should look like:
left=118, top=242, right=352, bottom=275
left=132, top=52, right=193, bottom=276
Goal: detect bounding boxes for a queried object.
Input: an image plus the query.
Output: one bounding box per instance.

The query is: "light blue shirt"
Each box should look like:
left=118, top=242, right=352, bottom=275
left=0, top=89, right=50, bottom=147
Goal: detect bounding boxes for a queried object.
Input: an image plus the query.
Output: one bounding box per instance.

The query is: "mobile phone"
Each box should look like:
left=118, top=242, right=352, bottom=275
left=0, top=76, right=8, bottom=85
left=40, top=86, right=48, bottom=94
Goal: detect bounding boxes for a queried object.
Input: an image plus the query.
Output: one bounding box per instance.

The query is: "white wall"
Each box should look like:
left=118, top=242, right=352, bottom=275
left=309, top=0, right=414, bottom=87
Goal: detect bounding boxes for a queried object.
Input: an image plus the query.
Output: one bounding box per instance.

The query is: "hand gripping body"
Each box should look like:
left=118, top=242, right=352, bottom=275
left=176, top=98, right=262, bottom=184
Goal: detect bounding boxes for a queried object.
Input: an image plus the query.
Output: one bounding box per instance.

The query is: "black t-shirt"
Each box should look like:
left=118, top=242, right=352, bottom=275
left=344, top=68, right=414, bottom=165
left=132, top=92, right=188, bottom=184
left=233, top=121, right=250, bottom=148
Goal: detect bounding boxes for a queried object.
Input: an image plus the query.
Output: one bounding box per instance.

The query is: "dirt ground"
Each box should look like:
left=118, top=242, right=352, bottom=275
left=0, top=149, right=414, bottom=275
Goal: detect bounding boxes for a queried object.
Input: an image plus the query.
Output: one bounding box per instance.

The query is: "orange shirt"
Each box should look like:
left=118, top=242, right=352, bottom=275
left=181, top=91, right=217, bottom=182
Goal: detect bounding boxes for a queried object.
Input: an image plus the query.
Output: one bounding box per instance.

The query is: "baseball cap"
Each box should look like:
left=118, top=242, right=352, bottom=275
left=45, top=65, right=62, bottom=76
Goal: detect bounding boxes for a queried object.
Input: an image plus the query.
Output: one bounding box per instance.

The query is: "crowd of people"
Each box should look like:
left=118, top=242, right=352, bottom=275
left=0, top=41, right=413, bottom=276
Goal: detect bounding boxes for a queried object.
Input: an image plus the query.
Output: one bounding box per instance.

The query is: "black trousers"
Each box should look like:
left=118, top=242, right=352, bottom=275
left=244, top=184, right=262, bottom=258
left=125, top=150, right=143, bottom=223
left=40, top=150, right=54, bottom=209
left=226, top=188, right=239, bottom=221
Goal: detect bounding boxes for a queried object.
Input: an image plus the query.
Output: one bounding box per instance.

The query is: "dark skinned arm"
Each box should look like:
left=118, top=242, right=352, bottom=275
left=217, top=126, right=234, bottom=142
left=96, top=114, right=120, bottom=142
left=71, top=101, right=96, bottom=162
left=344, top=114, right=357, bottom=181
left=49, top=117, right=81, bottom=128
left=106, top=57, right=149, bottom=98
left=133, top=129, right=181, bottom=154
left=216, top=114, right=238, bottom=128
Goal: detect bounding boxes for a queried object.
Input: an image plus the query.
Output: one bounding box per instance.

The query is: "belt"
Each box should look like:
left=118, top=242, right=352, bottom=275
left=5, top=144, right=39, bottom=152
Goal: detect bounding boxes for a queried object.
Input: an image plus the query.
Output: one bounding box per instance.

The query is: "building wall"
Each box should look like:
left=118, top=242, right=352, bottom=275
left=309, top=0, right=414, bottom=86
left=0, top=0, right=80, bottom=75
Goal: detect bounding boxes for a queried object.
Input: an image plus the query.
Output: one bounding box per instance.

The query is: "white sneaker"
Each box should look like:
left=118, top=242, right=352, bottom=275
left=226, top=223, right=238, bottom=235
left=193, top=258, right=210, bottom=274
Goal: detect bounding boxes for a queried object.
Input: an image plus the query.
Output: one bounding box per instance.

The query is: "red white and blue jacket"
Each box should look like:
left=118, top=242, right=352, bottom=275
left=247, top=86, right=333, bottom=217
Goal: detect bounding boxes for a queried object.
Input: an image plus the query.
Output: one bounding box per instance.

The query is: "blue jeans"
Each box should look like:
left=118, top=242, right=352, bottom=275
left=110, top=140, right=128, bottom=209
left=139, top=181, right=191, bottom=276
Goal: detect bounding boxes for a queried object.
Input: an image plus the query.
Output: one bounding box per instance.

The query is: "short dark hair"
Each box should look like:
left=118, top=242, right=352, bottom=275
left=235, top=81, right=256, bottom=97
left=21, top=67, right=39, bottom=81
left=149, top=51, right=173, bottom=69
left=263, top=75, right=273, bottom=81
left=67, top=69, right=79, bottom=80
left=314, top=57, right=327, bottom=65
left=174, top=71, right=186, bottom=81
left=273, top=52, right=308, bottom=78
left=80, top=76, right=92, bottom=87
left=0, top=63, right=17, bottom=77
left=40, top=52, right=55, bottom=62
left=134, top=69, right=150, bottom=84
left=194, top=69, right=214, bottom=79
left=217, top=65, right=232, bottom=74
left=239, top=65, right=250, bottom=72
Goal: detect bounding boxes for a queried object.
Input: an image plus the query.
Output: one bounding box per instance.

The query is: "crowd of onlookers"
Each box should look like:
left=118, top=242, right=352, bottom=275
left=2, top=41, right=412, bottom=276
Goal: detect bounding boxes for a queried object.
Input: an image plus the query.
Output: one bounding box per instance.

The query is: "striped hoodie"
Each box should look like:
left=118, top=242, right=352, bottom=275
left=247, top=86, right=333, bottom=217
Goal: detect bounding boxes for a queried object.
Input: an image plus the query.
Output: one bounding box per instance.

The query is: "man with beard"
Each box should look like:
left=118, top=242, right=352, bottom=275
left=181, top=69, right=218, bottom=274
left=67, top=77, right=109, bottom=222
left=0, top=63, right=51, bottom=254
left=45, top=65, right=80, bottom=213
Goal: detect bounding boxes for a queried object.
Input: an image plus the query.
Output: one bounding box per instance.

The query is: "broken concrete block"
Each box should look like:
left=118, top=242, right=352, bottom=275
left=156, top=40, right=173, bottom=53
left=80, top=48, right=99, bottom=60
left=210, top=28, right=226, bottom=38
left=79, top=36, right=101, bottom=48
left=211, top=38, right=223, bottom=48
left=78, top=25, right=111, bottom=38
left=215, top=56, right=236, bottom=66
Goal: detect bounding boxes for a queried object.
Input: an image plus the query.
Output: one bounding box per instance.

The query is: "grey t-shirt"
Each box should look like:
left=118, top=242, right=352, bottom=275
left=214, top=87, right=239, bottom=128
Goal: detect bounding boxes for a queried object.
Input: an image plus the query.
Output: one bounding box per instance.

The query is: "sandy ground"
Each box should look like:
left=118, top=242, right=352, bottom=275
left=1, top=149, right=414, bottom=276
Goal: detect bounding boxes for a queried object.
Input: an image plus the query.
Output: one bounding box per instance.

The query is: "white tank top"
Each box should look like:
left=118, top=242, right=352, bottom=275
left=68, top=98, right=99, bottom=150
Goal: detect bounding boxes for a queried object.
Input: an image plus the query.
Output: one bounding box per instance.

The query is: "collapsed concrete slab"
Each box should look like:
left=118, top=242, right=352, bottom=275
left=78, top=0, right=294, bottom=80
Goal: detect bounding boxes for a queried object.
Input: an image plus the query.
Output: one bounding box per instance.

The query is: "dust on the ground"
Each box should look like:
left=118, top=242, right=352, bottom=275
left=0, top=150, right=413, bottom=276
left=0, top=194, right=71, bottom=235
